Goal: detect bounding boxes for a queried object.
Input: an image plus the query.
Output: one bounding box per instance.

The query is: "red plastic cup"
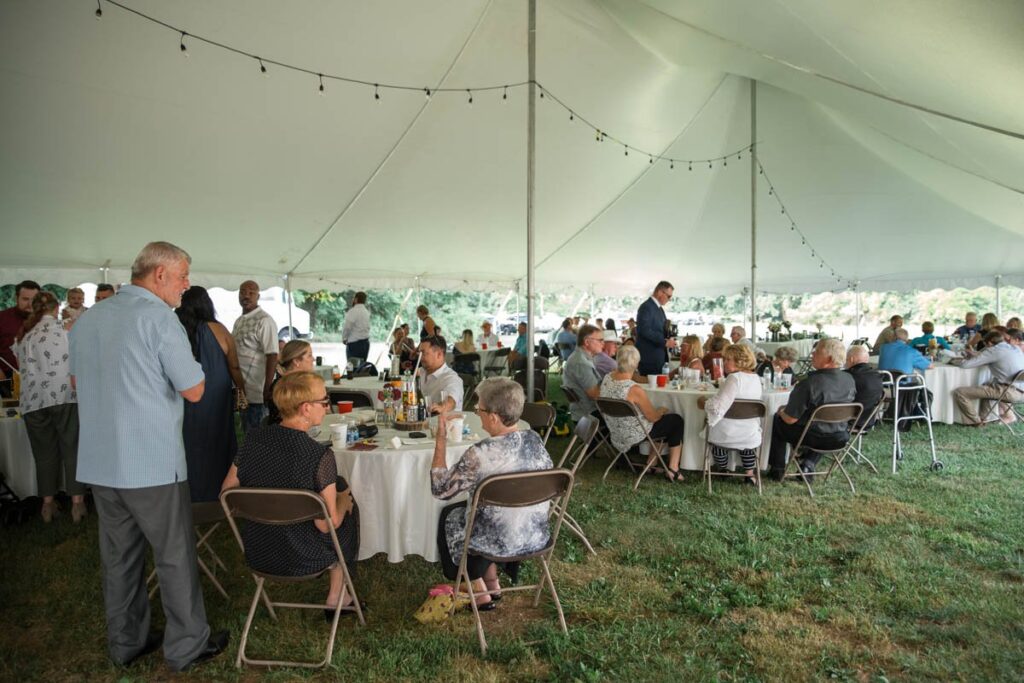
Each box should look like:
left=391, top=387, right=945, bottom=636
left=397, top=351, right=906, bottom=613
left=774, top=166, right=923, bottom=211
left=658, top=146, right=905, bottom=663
left=656, top=375, right=668, bottom=388
left=481, top=343, right=488, bottom=350
left=336, top=400, right=354, bottom=414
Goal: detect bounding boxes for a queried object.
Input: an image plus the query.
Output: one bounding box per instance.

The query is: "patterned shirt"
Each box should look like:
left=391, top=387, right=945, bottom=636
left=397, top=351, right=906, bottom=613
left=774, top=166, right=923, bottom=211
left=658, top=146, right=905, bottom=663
left=232, top=307, right=277, bottom=404
left=14, top=315, right=76, bottom=414
left=70, top=284, right=204, bottom=488
left=599, top=375, right=651, bottom=452
left=431, top=430, right=552, bottom=559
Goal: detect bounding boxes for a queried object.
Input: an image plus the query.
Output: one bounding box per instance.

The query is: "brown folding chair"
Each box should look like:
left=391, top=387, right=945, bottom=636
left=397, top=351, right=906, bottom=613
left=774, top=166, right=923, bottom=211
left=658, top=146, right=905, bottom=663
left=326, top=389, right=374, bottom=410
left=562, top=385, right=612, bottom=457
left=452, top=469, right=574, bottom=655
left=454, top=352, right=482, bottom=380
left=979, top=369, right=1024, bottom=436
left=147, top=501, right=230, bottom=600
left=514, top=369, right=548, bottom=402
left=458, top=373, right=479, bottom=411
left=220, top=488, right=364, bottom=669
left=701, top=399, right=766, bottom=495
left=484, top=347, right=511, bottom=376
left=520, top=401, right=556, bottom=446
left=840, top=396, right=887, bottom=475
left=595, top=397, right=671, bottom=491
left=553, top=416, right=600, bottom=555
left=784, top=403, right=863, bottom=497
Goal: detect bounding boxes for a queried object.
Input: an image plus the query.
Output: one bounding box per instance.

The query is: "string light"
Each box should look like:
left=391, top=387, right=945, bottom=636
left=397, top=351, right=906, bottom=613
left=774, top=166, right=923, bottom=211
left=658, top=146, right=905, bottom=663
left=374, top=84, right=380, bottom=101
left=569, top=112, right=574, bottom=121
left=318, top=73, right=325, bottom=95
left=669, top=160, right=674, bottom=170
left=424, top=87, right=431, bottom=99
left=95, top=0, right=102, bottom=19
left=179, top=32, right=188, bottom=57
left=503, top=86, right=508, bottom=101
left=467, top=89, right=473, bottom=105
left=258, top=58, right=267, bottom=76
left=688, top=162, right=693, bottom=171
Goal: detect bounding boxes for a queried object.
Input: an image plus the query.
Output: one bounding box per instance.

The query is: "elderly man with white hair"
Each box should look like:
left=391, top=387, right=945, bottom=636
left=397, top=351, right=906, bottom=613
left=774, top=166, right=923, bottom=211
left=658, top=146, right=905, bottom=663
left=845, top=344, right=884, bottom=429
left=729, top=326, right=757, bottom=353
left=767, top=338, right=856, bottom=480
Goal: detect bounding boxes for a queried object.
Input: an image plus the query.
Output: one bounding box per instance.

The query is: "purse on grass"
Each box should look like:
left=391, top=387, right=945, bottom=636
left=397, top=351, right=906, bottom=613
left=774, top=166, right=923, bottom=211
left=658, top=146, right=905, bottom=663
left=414, top=584, right=471, bottom=624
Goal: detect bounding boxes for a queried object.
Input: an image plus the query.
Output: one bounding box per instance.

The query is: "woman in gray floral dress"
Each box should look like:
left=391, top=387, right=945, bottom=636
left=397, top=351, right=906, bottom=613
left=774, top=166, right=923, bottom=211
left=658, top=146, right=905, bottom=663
left=431, top=377, right=553, bottom=610
left=14, top=291, right=84, bottom=522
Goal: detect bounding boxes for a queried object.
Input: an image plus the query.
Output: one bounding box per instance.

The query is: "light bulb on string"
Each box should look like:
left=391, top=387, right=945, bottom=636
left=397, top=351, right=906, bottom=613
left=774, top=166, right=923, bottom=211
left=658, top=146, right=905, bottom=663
left=467, top=89, right=473, bottom=105
left=723, top=158, right=727, bottom=167
left=180, top=32, right=189, bottom=57
left=424, top=88, right=431, bottom=99
left=318, top=74, right=325, bottom=96
left=708, top=161, right=712, bottom=169
left=258, top=58, right=267, bottom=77
left=539, top=88, right=544, bottom=99
left=624, top=147, right=628, bottom=157
left=649, top=156, right=654, bottom=164
left=595, top=129, right=601, bottom=142
left=669, top=160, right=674, bottom=170
left=503, top=86, right=508, bottom=101
left=374, top=84, right=380, bottom=102
left=569, top=112, right=573, bottom=121
left=688, top=162, right=692, bottom=171
left=768, top=188, right=773, bottom=195
left=95, top=0, right=102, bottom=19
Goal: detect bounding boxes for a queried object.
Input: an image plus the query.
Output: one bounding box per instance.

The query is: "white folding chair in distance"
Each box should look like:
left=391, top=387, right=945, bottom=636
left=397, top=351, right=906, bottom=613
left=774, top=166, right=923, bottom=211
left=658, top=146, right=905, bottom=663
left=595, top=397, right=671, bottom=491
left=452, top=469, right=574, bottom=655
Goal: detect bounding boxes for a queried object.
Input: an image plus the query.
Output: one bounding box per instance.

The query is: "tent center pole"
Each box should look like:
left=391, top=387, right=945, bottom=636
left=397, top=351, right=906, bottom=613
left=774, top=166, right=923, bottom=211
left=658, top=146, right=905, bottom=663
left=525, top=0, right=537, bottom=399
left=855, top=287, right=861, bottom=340
left=285, top=275, right=294, bottom=339
left=995, top=275, right=1002, bottom=318
left=749, top=79, right=758, bottom=341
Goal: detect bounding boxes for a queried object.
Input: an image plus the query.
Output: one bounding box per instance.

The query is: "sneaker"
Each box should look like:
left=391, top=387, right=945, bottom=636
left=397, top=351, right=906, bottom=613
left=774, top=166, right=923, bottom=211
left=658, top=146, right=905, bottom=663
left=799, top=461, right=816, bottom=475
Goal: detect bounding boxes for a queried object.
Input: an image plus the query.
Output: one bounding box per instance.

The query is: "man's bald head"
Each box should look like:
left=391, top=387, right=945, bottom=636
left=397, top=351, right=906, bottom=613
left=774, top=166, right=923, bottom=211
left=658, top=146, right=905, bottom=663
left=846, top=344, right=869, bottom=368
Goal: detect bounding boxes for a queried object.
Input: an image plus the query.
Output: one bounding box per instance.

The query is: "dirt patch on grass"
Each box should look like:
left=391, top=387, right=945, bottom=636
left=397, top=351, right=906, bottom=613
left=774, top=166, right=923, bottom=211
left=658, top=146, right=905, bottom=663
left=729, top=606, right=901, bottom=680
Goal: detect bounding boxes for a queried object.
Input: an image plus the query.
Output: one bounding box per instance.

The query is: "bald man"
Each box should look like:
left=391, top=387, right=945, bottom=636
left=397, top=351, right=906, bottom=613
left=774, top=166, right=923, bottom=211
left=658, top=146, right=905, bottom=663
left=845, top=345, right=884, bottom=429
left=231, top=280, right=278, bottom=432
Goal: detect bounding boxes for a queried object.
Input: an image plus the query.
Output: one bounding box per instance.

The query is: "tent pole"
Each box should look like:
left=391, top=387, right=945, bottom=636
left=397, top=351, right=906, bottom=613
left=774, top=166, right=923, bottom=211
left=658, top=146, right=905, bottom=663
left=101, top=259, right=111, bottom=285
left=525, top=0, right=537, bottom=399
left=285, top=275, right=294, bottom=339
left=995, top=275, right=1002, bottom=318
left=749, top=79, right=758, bottom=342
left=855, top=286, right=861, bottom=340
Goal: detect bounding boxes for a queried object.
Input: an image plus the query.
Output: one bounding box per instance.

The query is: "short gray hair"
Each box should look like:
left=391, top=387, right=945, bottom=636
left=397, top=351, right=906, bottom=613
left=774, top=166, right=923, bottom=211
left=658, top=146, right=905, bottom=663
left=731, top=326, right=745, bottom=337
left=131, top=241, right=191, bottom=280
left=818, top=338, right=846, bottom=366
left=895, top=328, right=910, bottom=341
left=475, top=377, right=525, bottom=427
left=847, top=344, right=869, bottom=363
left=774, top=346, right=799, bottom=362
left=616, top=344, right=640, bottom=373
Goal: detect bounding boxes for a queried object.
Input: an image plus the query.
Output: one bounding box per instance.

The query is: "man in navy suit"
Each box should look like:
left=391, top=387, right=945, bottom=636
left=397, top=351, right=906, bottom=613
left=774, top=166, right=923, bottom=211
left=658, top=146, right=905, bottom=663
left=636, top=281, right=677, bottom=376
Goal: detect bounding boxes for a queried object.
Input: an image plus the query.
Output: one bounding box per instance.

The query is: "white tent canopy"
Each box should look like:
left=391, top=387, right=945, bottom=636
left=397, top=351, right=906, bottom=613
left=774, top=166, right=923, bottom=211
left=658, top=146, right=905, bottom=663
left=1, top=0, right=1022, bottom=296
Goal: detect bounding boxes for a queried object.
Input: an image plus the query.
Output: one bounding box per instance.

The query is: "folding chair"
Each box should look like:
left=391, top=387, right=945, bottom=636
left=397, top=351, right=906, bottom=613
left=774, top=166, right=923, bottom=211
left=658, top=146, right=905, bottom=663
left=701, top=399, right=766, bottom=495
left=513, top=369, right=548, bottom=402
left=782, top=403, right=863, bottom=497
left=595, top=397, right=671, bottom=491
left=889, top=370, right=939, bottom=472
left=520, top=401, right=556, bottom=446
left=147, top=501, right=230, bottom=600
left=553, top=416, right=600, bottom=555
left=483, top=347, right=511, bottom=377
left=841, top=395, right=887, bottom=474
left=458, top=373, right=479, bottom=411
left=562, top=386, right=612, bottom=457
left=979, top=369, right=1024, bottom=436
left=325, top=389, right=374, bottom=410
left=452, top=469, right=574, bottom=655
left=453, top=352, right=482, bottom=381
left=220, top=488, right=364, bottom=669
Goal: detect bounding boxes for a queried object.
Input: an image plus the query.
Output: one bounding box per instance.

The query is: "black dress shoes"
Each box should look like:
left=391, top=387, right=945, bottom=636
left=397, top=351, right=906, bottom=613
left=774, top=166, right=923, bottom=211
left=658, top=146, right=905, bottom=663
left=177, top=629, right=229, bottom=672
left=121, top=630, right=163, bottom=666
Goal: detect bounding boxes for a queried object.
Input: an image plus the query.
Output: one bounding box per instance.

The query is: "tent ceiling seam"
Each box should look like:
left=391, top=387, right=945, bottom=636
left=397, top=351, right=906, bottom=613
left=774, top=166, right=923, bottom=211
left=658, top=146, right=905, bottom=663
left=286, top=0, right=496, bottom=276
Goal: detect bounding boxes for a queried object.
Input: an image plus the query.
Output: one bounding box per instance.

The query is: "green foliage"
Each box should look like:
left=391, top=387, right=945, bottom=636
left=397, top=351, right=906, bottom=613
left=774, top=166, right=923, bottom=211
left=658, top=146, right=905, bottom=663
left=0, top=283, right=69, bottom=310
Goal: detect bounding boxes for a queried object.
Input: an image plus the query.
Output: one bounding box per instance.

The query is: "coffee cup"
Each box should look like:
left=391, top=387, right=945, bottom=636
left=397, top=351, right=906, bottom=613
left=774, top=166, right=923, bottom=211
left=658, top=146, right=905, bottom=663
left=647, top=375, right=657, bottom=389
left=330, top=423, right=347, bottom=447
left=447, top=416, right=465, bottom=442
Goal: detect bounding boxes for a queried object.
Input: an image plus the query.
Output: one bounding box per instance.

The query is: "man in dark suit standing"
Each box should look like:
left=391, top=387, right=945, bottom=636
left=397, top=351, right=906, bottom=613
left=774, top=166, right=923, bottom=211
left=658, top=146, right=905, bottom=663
left=636, top=281, right=677, bottom=376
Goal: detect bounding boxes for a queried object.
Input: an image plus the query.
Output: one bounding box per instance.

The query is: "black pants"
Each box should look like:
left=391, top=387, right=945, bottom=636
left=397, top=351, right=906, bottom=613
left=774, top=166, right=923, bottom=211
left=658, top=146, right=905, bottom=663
left=648, top=412, right=685, bottom=447
left=346, top=339, right=370, bottom=365
left=768, top=415, right=848, bottom=471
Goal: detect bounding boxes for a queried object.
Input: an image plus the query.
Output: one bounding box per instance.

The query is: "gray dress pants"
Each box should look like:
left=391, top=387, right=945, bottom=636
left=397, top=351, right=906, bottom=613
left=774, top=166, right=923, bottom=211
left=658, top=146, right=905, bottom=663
left=92, top=481, right=210, bottom=671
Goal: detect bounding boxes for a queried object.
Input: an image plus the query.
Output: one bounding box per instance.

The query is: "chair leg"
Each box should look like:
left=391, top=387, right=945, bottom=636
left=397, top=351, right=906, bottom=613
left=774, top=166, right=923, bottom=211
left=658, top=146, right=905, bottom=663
left=602, top=452, right=624, bottom=481
left=703, top=443, right=713, bottom=495
left=197, top=555, right=230, bottom=600
left=237, top=577, right=265, bottom=668
left=539, top=558, right=568, bottom=634
left=786, top=450, right=815, bottom=497
left=562, top=511, right=596, bottom=555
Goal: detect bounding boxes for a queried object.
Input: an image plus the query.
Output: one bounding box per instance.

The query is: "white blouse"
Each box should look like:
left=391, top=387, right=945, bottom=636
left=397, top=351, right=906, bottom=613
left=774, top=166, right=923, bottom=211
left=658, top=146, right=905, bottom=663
left=14, top=314, right=77, bottom=414
left=704, top=371, right=762, bottom=449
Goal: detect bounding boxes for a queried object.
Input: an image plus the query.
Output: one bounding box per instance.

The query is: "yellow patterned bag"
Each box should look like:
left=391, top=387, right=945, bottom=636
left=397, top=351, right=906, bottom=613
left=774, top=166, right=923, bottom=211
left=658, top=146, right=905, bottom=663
left=414, top=584, right=471, bottom=624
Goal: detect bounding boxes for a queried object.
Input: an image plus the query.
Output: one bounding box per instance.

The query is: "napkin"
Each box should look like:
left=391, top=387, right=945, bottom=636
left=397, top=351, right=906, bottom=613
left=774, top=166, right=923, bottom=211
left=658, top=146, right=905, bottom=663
left=389, top=436, right=403, bottom=449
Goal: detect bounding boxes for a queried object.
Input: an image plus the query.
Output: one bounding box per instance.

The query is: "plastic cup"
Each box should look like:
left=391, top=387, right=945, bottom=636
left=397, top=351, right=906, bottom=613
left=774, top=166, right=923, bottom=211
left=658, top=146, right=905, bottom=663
left=330, top=423, right=347, bottom=447
left=780, top=375, right=791, bottom=389
left=656, top=375, right=668, bottom=388
left=336, top=400, right=354, bottom=414
left=447, top=417, right=465, bottom=442
left=647, top=375, right=657, bottom=389
left=481, top=343, right=488, bottom=350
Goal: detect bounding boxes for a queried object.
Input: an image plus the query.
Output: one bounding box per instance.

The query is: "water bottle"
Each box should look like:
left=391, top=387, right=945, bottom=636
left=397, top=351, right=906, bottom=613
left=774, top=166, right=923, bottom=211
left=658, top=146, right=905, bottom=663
left=661, top=362, right=670, bottom=377
left=346, top=421, right=358, bottom=446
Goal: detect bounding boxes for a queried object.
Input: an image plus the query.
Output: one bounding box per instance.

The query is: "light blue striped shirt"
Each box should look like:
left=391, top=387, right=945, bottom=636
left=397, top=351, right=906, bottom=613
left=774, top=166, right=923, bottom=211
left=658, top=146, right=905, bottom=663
left=70, top=284, right=205, bottom=488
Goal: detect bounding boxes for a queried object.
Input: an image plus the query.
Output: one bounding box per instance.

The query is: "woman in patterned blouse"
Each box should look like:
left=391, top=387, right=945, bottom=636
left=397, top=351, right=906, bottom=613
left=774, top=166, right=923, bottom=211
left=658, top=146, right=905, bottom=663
left=14, top=291, right=84, bottom=522
left=430, top=377, right=553, bottom=610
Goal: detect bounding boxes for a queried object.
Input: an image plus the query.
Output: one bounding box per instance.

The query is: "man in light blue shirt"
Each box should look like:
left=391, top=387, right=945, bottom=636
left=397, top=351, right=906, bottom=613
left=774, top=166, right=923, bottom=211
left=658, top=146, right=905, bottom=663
left=878, top=329, right=932, bottom=376
left=70, top=242, right=227, bottom=672
left=555, top=318, right=576, bottom=361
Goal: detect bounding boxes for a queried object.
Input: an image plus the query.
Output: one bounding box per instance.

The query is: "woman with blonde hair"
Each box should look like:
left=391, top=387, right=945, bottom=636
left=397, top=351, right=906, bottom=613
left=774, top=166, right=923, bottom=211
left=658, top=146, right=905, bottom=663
left=14, top=291, right=85, bottom=521
left=452, top=329, right=477, bottom=375
left=265, top=339, right=314, bottom=424
left=700, top=344, right=763, bottom=485
left=222, top=371, right=361, bottom=619
left=678, top=335, right=704, bottom=371
left=968, top=312, right=1001, bottom=350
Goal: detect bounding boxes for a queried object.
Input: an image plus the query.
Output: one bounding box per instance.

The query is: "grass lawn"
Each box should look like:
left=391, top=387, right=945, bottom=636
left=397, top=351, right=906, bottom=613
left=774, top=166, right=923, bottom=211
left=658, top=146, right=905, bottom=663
left=2, top=375, right=1023, bottom=681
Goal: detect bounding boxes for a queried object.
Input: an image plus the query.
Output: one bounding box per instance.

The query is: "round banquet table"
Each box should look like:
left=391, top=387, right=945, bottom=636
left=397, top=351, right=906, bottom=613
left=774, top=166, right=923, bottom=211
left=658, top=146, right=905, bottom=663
left=318, top=411, right=530, bottom=563
left=0, top=415, right=39, bottom=497
left=326, top=377, right=388, bottom=409
left=758, top=338, right=817, bottom=358
left=642, top=384, right=792, bottom=470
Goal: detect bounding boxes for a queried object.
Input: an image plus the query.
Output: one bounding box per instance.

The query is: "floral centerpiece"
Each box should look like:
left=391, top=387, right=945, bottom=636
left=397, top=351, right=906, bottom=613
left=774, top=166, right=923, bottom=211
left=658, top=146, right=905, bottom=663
left=377, top=385, right=403, bottom=425
left=768, top=321, right=782, bottom=342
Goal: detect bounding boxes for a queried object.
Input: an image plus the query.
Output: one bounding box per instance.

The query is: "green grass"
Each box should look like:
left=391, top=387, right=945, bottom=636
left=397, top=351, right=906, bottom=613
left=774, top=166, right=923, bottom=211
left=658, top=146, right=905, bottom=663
left=2, top=376, right=1023, bottom=681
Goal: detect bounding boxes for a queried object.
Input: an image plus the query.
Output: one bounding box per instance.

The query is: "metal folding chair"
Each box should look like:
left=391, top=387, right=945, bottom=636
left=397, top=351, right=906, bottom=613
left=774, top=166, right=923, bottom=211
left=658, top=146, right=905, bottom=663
left=147, top=501, right=230, bottom=600
left=514, top=369, right=547, bottom=402
left=562, top=385, right=612, bottom=458
left=595, top=397, right=671, bottom=491
left=483, top=347, right=511, bottom=376
left=783, top=403, right=863, bottom=497
left=452, top=469, right=574, bottom=655
left=701, top=399, right=766, bottom=495
left=458, top=373, right=479, bottom=411
left=453, top=352, right=482, bottom=380
left=520, top=401, right=556, bottom=446
left=553, top=415, right=600, bottom=555
left=220, top=488, right=364, bottom=669
left=979, top=369, right=1024, bottom=436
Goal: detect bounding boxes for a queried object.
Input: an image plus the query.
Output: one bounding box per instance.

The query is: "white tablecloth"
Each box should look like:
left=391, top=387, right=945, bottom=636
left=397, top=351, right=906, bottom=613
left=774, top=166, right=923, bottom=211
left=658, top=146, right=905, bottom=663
left=324, top=412, right=530, bottom=563
left=642, top=385, right=791, bottom=470
left=865, top=360, right=990, bottom=424
left=326, top=377, right=388, bottom=409
left=758, top=339, right=817, bottom=357
left=0, top=415, right=37, bottom=497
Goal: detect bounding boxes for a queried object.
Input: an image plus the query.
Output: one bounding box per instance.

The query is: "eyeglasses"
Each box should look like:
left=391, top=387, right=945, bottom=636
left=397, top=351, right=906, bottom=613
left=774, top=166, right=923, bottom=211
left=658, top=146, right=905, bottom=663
left=305, top=396, right=331, bottom=406
left=586, top=336, right=603, bottom=345
left=475, top=407, right=492, bottom=415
